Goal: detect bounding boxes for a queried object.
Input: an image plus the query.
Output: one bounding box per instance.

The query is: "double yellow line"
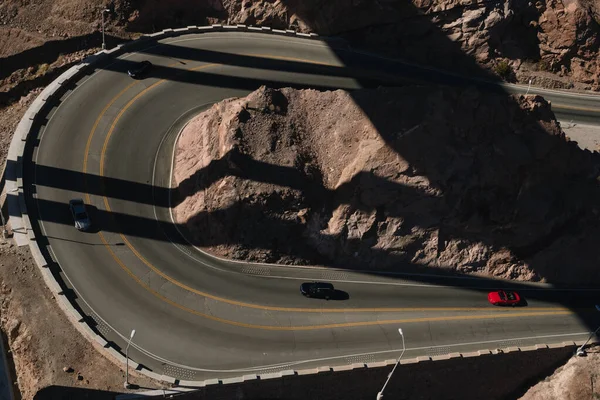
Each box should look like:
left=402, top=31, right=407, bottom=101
left=79, top=58, right=571, bottom=330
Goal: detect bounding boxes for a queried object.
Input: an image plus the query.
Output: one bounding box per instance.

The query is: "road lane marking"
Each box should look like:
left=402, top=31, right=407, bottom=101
left=83, top=59, right=183, bottom=202
left=551, top=103, right=600, bottom=113
left=85, top=57, right=569, bottom=319
left=82, top=81, right=139, bottom=175
left=151, top=331, right=589, bottom=373
left=94, top=232, right=579, bottom=331
left=242, top=53, right=340, bottom=67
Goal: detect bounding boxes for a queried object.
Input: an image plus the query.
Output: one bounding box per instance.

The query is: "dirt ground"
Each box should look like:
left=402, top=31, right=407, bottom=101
left=0, top=238, right=160, bottom=400
left=520, top=346, right=600, bottom=400
left=0, top=22, right=160, bottom=398
left=1, top=1, right=600, bottom=399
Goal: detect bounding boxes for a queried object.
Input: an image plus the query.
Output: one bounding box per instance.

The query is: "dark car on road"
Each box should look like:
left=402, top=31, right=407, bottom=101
left=127, top=60, right=152, bottom=79
left=69, top=199, right=91, bottom=231
left=300, top=282, right=335, bottom=299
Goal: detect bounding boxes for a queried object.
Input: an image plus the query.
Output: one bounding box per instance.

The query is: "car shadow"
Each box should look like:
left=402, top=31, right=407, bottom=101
left=491, top=298, right=529, bottom=308
left=84, top=205, right=102, bottom=234
left=330, top=289, right=350, bottom=301
left=517, top=298, right=529, bottom=307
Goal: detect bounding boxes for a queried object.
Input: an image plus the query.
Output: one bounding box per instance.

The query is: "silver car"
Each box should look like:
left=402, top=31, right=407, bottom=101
left=69, top=199, right=91, bottom=231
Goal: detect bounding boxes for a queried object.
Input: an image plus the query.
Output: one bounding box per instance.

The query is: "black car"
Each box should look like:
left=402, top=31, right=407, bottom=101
left=127, top=60, right=152, bottom=79
left=300, top=282, right=335, bottom=299
left=68, top=199, right=91, bottom=231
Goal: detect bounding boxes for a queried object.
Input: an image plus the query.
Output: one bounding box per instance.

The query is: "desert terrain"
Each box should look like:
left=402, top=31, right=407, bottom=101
left=1, top=0, right=600, bottom=398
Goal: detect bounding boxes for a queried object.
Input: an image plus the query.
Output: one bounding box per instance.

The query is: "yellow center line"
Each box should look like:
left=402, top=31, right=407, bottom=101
left=83, top=60, right=182, bottom=203
left=245, top=53, right=419, bottom=86
left=83, top=80, right=138, bottom=191
left=551, top=103, right=600, bottom=113
left=83, top=58, right=569, bottom=325
left=95, top=231, right=578, bottom=331
left=245, top=53, right=340, bottom=67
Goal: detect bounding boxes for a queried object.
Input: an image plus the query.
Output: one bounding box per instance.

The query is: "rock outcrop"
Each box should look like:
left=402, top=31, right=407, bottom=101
left=3, top=0, right=600, bottom=89
left=520, top=345, right=600, bottom=400
left=172, top=86, right=600, bottom=285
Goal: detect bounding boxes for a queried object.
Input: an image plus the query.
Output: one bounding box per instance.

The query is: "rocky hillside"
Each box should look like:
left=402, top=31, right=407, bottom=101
left=2, top=0, right=600, bottom=90
left=520, top=346, right=600, bottom=400
left=172, top=86, right=600, bottom=285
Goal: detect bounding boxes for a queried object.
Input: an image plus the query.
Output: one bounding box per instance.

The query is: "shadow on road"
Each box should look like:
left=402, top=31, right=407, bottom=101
left=33, top=385, right=119, bottom=400
left=174, top=346, right=575, bottom=400
left=11, top=0, right=600, bottom=358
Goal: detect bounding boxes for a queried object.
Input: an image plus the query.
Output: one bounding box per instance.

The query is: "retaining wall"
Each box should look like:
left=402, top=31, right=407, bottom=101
left=2, top=25, right=592, bottom=390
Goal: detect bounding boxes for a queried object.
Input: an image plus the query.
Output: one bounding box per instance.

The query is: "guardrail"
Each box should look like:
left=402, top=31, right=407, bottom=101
left=2, top=24, right=591, bottom=389
left=113, top=343, right=579, bottom=398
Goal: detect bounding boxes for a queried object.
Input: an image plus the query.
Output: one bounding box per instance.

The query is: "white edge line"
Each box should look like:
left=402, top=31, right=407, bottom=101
left=29, top=30, right=600, bottom=380
left=119, top=331, right=594, bottom=373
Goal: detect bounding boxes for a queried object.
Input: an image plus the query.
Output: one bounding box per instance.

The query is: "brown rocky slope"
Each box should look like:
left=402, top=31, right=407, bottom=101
left=3, top=0, right=600, bottom=90
left=173, top=86, right=600, bottom=285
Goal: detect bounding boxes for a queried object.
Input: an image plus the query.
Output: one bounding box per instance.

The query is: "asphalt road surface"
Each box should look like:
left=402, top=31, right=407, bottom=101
left=29, top=32, right=600, bottom=380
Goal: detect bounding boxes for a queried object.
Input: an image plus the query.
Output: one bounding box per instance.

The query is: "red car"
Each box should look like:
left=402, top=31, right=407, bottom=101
left=488, top=290, right=521, bottom=306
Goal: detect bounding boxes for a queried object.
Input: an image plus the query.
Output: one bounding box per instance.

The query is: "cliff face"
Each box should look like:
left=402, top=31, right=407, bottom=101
left=172, top=86, right=600, bottom=284
left=519, top=346, right=600, bottom=400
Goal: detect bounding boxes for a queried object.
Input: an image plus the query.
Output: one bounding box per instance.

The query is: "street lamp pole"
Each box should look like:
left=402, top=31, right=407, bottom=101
left=124, top=329, right=136, bottom=389
left=101, top=9, right=110, bottom=50
left=0, top=205, right=7, bottom=239
left=576, top=305, right=600, bottom=357
left=376, top=328, right=405, bottom=400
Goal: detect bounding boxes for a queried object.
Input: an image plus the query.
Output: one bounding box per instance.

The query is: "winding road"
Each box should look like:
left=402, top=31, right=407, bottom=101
left=27, top=32, right=600, bottom=381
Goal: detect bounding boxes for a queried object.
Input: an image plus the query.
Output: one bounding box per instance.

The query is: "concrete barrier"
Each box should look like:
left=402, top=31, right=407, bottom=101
left=258, top=371, right=284, bottom=379
left=366, top=361, right=388, bottom=368
left=221, top=376, right=244, bottom=384
left=103, top=46, right=123, bottom=55
left=332, top=364, right=354, bottom=372
left=25, top=99, right=45, bottom=121
left=40, top=81, right=62, bottom=101
left=56, top=66, right=81, bottom=85
left=6, top=23, right=593, bottom=390
left=28, top=239, right=47, bottom=268
left=16, top=118, right=33, bottom=143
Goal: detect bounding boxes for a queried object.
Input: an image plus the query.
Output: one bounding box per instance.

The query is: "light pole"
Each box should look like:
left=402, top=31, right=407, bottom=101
left=376, top=328, right=405, bottom=400
left=0, top=204, right=7, bottom=239
left=101, top=8, right=110, bottom=50
left=124, top=329, right=136, bottom=389
left=576, top=305, right=600, bottom=357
